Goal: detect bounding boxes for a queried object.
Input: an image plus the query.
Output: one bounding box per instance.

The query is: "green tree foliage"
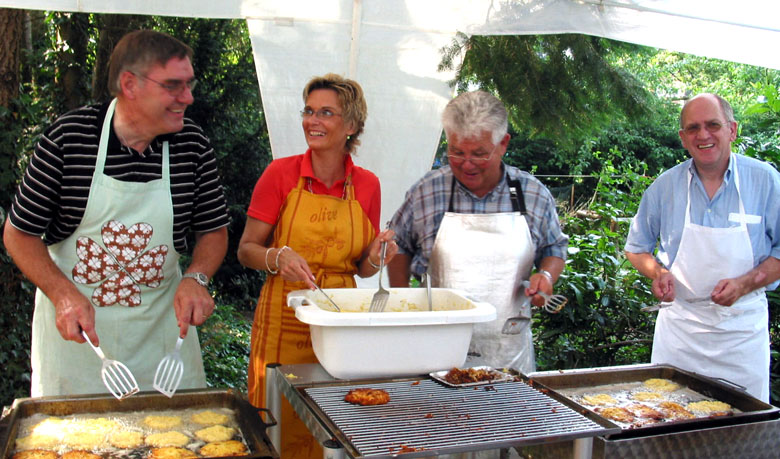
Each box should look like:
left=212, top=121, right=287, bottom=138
left=0, top=14, right=266, bottom=405
left=439, top=33, right=655, bottom=148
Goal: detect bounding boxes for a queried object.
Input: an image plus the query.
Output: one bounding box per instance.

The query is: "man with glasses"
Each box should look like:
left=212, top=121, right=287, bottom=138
left=388, top=90, right=568, bottom=375
left=3, top=30, right=230, bottom=397
left=625, top=93, right=780, bottom=402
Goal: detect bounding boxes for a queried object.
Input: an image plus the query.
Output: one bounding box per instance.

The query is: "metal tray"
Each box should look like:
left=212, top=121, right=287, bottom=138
left=0, top=388, right=279, bottom=458
left=528, top=364, right=780, bottom=440
left=429, top=366, right=515, bottom=387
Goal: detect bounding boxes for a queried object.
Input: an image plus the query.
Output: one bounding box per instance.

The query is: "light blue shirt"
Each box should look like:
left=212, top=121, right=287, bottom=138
left=625, top=153, right=780, bottom=290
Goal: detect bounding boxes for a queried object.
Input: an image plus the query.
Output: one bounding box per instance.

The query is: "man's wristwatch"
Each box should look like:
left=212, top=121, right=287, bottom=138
left=183, top=272, right=209, bottom=288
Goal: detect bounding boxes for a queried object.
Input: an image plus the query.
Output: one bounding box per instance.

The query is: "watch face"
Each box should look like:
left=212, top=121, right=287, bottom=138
left=186, top=272, right=208, bottom=286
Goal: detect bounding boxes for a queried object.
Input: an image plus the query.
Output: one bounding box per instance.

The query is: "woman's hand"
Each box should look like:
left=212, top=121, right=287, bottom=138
left=361, top=229, right=398, bottom=275
left=275, top=246, right=317, bottom=288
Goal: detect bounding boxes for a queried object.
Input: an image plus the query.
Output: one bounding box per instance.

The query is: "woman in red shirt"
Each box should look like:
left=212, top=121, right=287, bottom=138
left=238, top=73, right=397, bottom=458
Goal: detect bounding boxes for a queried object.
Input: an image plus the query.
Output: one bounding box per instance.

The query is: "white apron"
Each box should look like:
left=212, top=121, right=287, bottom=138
left=651, top=157, right=769, bottom=402
left=429, top=175, right=537, bottom=374
left=31, top=98, right=206, bottom=397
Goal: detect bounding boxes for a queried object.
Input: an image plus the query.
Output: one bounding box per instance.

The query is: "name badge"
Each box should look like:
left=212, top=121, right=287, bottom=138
left=729, top=213, right=762, bottom=224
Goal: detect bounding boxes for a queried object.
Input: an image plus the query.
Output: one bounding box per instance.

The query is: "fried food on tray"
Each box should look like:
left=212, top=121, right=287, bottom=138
left=626, top=403, right=665, bottom=420
left=199, top=440, right=248, bottom=457
left=631, top=391, right=663, bottom=402
left=145, top=431, right=190, bottom=447
left=344, top=388, right=391, bottom=406
left=61, top=431, right=106, bottom=450
left=658, top=401, right=695, bottom=420
left=595, top=406, right=635, bottom=423
left=442, top=367, right=497, bottom=384
left=143, top=415, right=183, bottom=430
left=191, top=410, right=230, bottom=426
left=642, top=378, right=680, bottom=392
left=686, top=400, right=732, bottom=416
left=194, top=425, right=236, bottom=443
left=11, top=450, right=58, bottom=459
left=109, top=430, right=144, bottom=449
left=15, top=434, right=59, bottom=451
left=581, top=393, right=618, bottom=406
left=61, top=450, right=102, bottom=459
left=148, top=446, right=198, bottom=459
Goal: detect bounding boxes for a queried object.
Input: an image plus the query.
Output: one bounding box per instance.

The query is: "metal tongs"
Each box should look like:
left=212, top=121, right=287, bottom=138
left=82, top=330, right=140, bottom=400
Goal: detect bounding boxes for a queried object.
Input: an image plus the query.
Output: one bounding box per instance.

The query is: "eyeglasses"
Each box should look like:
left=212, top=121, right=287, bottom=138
left=133, top=73, right=197, bottom=96
left=300, top=108, right=343, bottom=119
left=682, top=120, right=730, bottom=135
left=446, top=142, right=500, bottom=165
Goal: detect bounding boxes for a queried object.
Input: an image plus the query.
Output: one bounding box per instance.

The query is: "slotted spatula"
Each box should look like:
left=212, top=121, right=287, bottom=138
left=81, top=330, right=139, bottom=400
left=153, top=336, right=185, bottom=398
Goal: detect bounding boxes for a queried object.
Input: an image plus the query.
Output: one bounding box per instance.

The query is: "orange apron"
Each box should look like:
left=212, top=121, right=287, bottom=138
left=248, top=176, right=374, bottom=458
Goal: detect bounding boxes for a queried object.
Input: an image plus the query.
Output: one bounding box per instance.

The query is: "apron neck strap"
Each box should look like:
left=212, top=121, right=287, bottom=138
left=448, top=171, right=525, bottom=214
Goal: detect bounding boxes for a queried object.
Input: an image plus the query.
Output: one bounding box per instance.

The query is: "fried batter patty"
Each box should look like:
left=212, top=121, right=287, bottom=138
left=344, top=388, right=391, bottom=406
left=595, top=406, right=635, bottom=423
left=148, top=446, right=198, bottom=459
left=11, top=450, right=58, bottom=459
left=687, top=400, right=732, bottom=415
left=191, top=410, right=230, bottom=426
left=631, top=391, right=663, bottom=402
left=199, top=440, right=248, bottom=457
left=61, top=450, right=102, bottom=459
left=626, top=403, right=664, bottom=420
left=194, top=425, right=235, bottom=443
left=658, top=401, right=695, bottom=420
left=442, top=367, right=497, bottom=384
left=143, top=415, right=183, bottom=430
left=145, top=431, right=190, bottom=447
left=643, top=378, right=680, bottom=392
left=581, top=393, right=618, bottom=406
left=109, top=430, right=144, bottom=449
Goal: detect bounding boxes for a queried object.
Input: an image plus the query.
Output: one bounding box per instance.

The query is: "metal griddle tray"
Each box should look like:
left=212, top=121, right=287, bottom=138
left=0, top=388, right=279, bottom=459
left=297, top=374, right=620, bottom=458
left=528, top=364, right=780, bottom=440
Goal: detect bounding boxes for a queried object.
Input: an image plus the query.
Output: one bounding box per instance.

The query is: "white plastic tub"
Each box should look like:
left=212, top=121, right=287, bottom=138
left=287, top=287, right=496, bottom=379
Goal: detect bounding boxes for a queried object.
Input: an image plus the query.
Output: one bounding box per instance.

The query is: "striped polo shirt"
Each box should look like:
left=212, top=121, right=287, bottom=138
left=8, top=101, right=230, bottom=253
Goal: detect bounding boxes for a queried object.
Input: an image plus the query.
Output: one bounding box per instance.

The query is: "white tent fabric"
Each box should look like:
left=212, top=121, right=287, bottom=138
left=4, top=0, right=780, bottom=226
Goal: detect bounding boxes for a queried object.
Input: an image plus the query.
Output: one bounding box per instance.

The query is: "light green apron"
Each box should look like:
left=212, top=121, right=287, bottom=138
left=30, top=98, right=206, bottom=397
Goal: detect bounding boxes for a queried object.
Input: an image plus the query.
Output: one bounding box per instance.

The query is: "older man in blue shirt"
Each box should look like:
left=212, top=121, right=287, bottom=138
left=625, top=93, right=780, bottom=402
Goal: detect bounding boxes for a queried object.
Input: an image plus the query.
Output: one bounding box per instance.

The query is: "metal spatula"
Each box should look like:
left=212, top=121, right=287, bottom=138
left=81, top=330, right=139, bottom=400
left=153, top=336, right=185, bottom=398
left=502, top=295, right=532, bottom=335
left=522, top=280, right=567, bottom=313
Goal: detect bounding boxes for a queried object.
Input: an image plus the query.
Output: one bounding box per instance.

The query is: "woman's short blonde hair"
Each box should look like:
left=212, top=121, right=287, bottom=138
left=303, top=73, right=367, bottom=154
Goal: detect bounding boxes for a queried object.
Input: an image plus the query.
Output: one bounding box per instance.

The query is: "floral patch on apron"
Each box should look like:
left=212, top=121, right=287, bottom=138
left=72, top=219, right=169, bottom=307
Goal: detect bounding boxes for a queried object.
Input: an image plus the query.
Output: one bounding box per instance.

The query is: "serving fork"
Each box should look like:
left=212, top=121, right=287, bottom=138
left=82, top=330, right=139, bottom=400
left=369, top=241, right=389, bottom=312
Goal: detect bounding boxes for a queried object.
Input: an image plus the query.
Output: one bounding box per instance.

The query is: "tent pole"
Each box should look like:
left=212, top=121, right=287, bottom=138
left=348, top=0, right=362, bottom=78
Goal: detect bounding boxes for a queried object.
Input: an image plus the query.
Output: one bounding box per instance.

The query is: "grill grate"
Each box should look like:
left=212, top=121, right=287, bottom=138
left=305, top=379, right=611, bottom=457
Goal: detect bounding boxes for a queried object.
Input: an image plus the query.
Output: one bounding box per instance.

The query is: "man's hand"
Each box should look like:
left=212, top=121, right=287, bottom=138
left=651, top=272, right=676, bottom=302
left=174, top=278, right=215, bottom=337
left=52, top=286, right=97, bottom=344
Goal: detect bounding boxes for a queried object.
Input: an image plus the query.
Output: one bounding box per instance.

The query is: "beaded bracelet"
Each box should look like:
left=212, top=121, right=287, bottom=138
left=274, top=246, right=290, bottom=273
left=265, top=248, right=278, bottom=275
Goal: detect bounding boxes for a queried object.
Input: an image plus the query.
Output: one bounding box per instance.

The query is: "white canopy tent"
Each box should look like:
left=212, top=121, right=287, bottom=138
left=4, top=0, right=780, bottom=226
left=3, top=0, right=779, bottom=227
